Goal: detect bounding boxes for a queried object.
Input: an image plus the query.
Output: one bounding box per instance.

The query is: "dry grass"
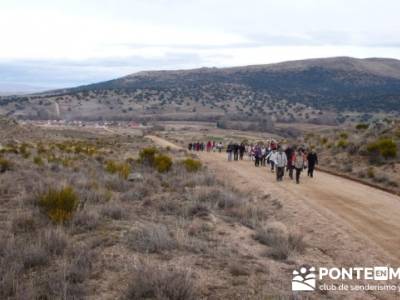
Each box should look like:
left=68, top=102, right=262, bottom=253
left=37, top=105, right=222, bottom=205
left=0, top=126, right=311, bottom=299
left=255, top=222, right=306, bottom=260
left=125, top=262, right=198, bottom=300
left=72, top=209, right=100, bottom=233
left=125, top=223, right=177, bottom=253
left=100, top=201, right=127, bottom=220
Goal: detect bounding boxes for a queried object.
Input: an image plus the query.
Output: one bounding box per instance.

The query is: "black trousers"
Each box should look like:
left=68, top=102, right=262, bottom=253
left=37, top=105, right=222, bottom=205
left=295, top=168, right=302, bottom=183
left=270, top=161, right=275, bottom=171
left=276, top=167, right=284, bottom=181
left=308, top=165, right=315, bottom=177
left=287, top=166, right=294, bottom=179
left=234, top=152, right=238, bottom=160
left=261, top=156, right=266, bottom=166
left=255, top=156, right=260, bottom=166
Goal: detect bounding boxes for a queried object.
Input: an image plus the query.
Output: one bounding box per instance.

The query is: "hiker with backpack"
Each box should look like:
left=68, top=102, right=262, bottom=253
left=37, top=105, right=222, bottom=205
left=274, top=147, right=287, bottom=181
left=292, top=148, right=307, bottom=184
left=307, top=149, right=318, bottom=178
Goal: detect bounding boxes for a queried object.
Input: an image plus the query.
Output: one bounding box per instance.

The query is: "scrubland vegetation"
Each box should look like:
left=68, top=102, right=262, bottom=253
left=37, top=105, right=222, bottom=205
left=0, top=124, right=307, bottom=299
left=304, top=119, right=400, bottom=192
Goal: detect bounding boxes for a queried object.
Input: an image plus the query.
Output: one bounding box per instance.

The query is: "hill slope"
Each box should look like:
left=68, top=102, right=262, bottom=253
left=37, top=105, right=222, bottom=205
left=1, top=57, right=400, bottom=121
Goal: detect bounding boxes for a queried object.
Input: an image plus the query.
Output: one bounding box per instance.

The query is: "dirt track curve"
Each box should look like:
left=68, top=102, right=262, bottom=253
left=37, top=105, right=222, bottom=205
left=147, top=135, right=400, bottom=265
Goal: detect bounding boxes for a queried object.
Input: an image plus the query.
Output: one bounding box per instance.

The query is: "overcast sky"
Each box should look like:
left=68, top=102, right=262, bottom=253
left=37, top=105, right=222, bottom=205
left=1, top=0, right=400, bottom=90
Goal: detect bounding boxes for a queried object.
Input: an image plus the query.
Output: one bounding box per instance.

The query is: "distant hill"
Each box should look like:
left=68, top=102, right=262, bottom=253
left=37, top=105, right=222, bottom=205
left=0, top=83, right=50, bottom=96
left=1, top=57, right=400, bottom=121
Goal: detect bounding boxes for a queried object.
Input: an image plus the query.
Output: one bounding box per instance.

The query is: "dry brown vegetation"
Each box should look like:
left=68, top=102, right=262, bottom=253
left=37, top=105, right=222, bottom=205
left=0, top=123, right=311, bottom=299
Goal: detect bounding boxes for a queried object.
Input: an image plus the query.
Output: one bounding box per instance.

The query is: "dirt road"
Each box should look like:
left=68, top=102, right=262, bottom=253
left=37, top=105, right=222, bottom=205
left=147, top=135, right=400, bottom=265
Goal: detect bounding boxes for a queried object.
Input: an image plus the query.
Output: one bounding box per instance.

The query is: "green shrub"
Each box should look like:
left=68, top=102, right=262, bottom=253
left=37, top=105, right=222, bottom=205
left=366, top=138, right=397, bottom=159
left=367, top=167, right=375, bottom=178
left=139, top=147, right=158, bottom=166
left=38, top=186, right=79, bottom=224
left=356, top=123, right=368, bottom=130
left=33, top=156, right=44, bottom=166
left=37, top=143, right=47, bottom=154
left=4, top=144, right=18, bottom=154
left=154, top=154, right=172, bottom=173
left=182, top=158, right=202, bottom=172
left=19, top=143, right=31, bottom=158
left=0, top=157, right=12, bottom=173
left=336, top=139, right=348, bottom=148
left=339, top=132, right=348, bottom=139
left=105, top=160, right=131, bottom=179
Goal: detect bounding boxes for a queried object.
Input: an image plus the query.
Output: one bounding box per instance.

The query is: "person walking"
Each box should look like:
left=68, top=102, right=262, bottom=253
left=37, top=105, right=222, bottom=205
left=233, top=143, right=239, bottom=161
left=266, top=148, right=277, bottom=172
left=206, top=141, right=212, bottom=152
left=254, top=145, right=262, bottom=167
left=293, top=148, right=306, bottom=184
left=227, top=143, right=233, bottom=161
left=285, top=146, right=294, bottom=179
left=274, top=147, right=287, bottom=181
left=307, top=149, right=318, bottom=178
left=249, top=145, right=255, bottom=161
left=239, top=143, right=246, bottom=160
left=217, top=142, right=223, bottom=152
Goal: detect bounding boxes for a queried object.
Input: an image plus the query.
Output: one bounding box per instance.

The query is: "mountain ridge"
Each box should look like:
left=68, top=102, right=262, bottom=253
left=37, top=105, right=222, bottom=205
left=1, top=57, right=400, bottom=121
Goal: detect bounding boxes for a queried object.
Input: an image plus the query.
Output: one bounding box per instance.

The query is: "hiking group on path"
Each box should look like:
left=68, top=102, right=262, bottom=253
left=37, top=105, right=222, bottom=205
left=188, top=140, right=318, bottom=184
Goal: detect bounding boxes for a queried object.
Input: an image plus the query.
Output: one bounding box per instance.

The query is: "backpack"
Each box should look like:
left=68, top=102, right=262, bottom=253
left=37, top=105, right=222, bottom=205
left=294, top=154, right=304, bottom=169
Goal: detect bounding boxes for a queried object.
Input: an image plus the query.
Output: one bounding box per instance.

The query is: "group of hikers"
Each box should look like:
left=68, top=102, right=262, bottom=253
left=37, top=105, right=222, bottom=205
left=188, top=141, right=224, bottom=152
left=188, top=139, right=318, bottom=184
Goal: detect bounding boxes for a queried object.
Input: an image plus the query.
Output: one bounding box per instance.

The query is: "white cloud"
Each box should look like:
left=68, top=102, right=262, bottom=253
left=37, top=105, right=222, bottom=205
left=0, top=0, right=399, bottom=87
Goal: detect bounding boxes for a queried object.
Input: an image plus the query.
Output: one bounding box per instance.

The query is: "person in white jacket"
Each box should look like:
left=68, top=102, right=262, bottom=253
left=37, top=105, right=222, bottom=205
left=266, top=149, right=277, bottom=172
left=273, top=147, right=288, bottom=181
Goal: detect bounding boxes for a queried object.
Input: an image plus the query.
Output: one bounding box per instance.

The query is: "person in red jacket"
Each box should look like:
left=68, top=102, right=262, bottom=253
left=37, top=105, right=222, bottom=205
left=206, top=141, right=212, bottom=152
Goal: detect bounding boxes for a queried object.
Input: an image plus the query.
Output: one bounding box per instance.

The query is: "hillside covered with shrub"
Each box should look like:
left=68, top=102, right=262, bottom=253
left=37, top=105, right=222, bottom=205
left=303, top=119, right=400, bottom=193
left=1, top=57, right=400, bottom=122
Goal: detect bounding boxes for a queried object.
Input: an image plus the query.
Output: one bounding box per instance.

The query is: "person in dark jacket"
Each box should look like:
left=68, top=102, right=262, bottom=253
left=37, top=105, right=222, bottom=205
left=254, top=145, right=261, bottom=167
left=233, top=143, right=239, bottom=161
left=307, top=149, right=318, bottom=178
left=239, top=143, right=246, bottom=160
left=285, top=146, right=294, bottom=179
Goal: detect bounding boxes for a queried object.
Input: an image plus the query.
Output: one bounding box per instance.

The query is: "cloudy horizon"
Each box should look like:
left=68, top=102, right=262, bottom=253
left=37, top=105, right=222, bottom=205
left=1, top=0, right=400, bottom=91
